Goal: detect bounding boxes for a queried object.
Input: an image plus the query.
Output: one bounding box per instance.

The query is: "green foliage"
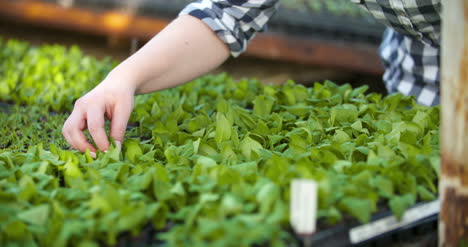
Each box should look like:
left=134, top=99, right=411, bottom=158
left=0, top=105, right=68, bottom=151
left=0, top=39, right=440, bottom=246
left=0, top=39, right=115, bottom=111
left=0, top=104, right=141, bottom=152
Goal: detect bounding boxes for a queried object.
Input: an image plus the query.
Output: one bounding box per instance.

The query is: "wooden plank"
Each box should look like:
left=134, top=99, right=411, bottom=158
left=0, top=0, right=167, bottom=39
left=247, top=33, right=383, bottom=75
left=0, top=0, right=383, bottom=75
left=440, top=0, right=468, bottom=246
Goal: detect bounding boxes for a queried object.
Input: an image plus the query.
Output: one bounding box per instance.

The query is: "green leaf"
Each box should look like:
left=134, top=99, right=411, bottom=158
left=389, top=194, right=416, bottom=219
left=3, top=220, right=28, bottom=239
left=256, top=182, right=280, bottom=214
left=231, top=161, right=257, bottom=181
left=123, top=139, right=143, bottom=162
left=18, top=175, right=37, bottom=201
left=333, top=130, right=350, bottom=143
left=331, top=104, right=358, bottom=124
left=430, top=156, right=440, bottom=177
left=240, top=136, right=263, bottom=160
left=117, top=202, right=146, bottom=232
left=215, top=112, right=232, bottom=144
left=371, top=176, right=393, bottom=198
left=351, top=120, right=363, bottom=131
left=17, top=204, right=50, bottom=226
left=417, top=186, right=436, bottom=201
left=339, top=197, right=372, bottom=223
left=253, top=95, right=275, bottom=116
left=221, top=193, right=243, bottom=214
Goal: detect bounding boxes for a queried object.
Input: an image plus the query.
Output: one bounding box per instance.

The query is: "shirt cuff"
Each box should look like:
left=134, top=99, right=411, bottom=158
left=179, top=0, right=278, bottom=57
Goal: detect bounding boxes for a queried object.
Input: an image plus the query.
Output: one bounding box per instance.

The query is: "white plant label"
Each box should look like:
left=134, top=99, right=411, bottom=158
left=290, top=179, right=318, bottom=235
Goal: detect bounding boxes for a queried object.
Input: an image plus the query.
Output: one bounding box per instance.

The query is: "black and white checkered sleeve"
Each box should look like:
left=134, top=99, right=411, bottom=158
left=379, top=28, right=440, bottom=106
left=179, top=0, right=279, bottom=57
left=355, top=0, right=441, bottom=106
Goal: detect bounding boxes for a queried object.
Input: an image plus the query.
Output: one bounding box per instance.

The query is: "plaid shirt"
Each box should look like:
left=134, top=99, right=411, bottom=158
left=179, top=0, right=441, bottom=106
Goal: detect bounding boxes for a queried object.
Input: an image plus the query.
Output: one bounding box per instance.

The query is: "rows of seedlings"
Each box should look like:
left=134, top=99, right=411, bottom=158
left=0, top=38, right=440, bottom=247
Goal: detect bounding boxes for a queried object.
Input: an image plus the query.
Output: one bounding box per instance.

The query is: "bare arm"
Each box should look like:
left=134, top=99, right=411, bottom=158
left=62, top=15, right=229, bottom=154
left=112, top=15, right=230, bottom=94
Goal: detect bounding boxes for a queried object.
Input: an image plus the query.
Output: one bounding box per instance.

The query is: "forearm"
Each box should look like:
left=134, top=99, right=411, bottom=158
left=107, top=14, right=230, bottom=94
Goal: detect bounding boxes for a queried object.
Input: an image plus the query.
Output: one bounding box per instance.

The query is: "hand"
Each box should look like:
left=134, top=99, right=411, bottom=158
left=62, top=76, right=135, bottom=155
left=62, top=15, right=229, bottom=155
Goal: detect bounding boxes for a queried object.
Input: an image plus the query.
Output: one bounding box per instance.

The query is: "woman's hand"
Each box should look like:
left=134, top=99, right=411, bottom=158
left=62, top=15, right=229, bottom=154
left=62, top=75, right=135, bottom=155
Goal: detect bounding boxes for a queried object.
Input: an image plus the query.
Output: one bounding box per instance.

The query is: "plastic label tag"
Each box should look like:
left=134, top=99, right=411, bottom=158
left=349, top=199, right=439, bottom=244
left=290, top=179, right=318, bottom=235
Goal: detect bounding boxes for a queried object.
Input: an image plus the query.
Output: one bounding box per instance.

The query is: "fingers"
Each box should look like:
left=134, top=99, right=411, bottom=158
left=110, top=102, right=132, bottom=144
left=62, top=84, right=135, bottom=154
left=63, top=109, right=96, bottom=153
left=87, top=107, right=110, bottom=151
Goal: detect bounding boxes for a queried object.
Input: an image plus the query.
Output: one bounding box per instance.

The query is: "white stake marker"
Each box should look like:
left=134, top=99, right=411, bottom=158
left=290, top=179, right=318, bottom=239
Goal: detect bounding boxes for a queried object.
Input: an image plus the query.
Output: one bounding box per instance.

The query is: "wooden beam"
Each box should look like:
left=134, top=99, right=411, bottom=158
left=247, top=33, right=383, bottom=75
left=440, top=0, right=468, bottom=245
left=0, top=0, right=383, bottom=75
left=0, top=0, right=167, bottom=39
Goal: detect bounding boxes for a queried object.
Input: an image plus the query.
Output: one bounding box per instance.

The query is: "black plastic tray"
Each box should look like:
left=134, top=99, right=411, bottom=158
left=305, top=199, right=439, bottom=247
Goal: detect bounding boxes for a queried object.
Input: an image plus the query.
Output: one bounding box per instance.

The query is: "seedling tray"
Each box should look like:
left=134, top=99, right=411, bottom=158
left=112, top=200, right=438, bottom=247
left=305, top=199, right=438, bottom=247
